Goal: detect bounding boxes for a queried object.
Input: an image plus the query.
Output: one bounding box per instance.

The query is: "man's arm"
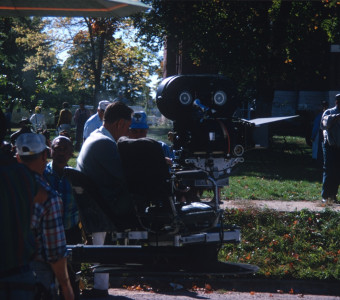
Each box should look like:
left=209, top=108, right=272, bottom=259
left=50, top=257, right=74, bottom=300
left=321, top=110, right=340, bottom=130
left=83, top=119, right=92, bottom=140
left=57, top=111, right=63, bottom=128
left=42, top=195, right=73, bottom=298
left=73, top=109, right=79, bottom=123
left=34, top=186, right=48, bottom=204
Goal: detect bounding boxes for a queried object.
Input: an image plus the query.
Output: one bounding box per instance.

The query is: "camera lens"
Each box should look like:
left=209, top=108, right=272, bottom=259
left=179, top=91, right=192, bottom=105
left=213, top=91, right=227, bottom=106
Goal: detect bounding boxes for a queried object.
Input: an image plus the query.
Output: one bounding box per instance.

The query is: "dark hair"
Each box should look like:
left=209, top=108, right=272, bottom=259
left=0, top=109, right=6, bottom=144
left=52, top=135, right=73, bottom=149
left=104, top=101, right=133, bottom=124
left=62, top=102, right=69, bottom=108
left=59, top=130, right=72, bottom=140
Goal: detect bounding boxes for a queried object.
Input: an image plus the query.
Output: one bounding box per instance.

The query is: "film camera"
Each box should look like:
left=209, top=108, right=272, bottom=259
left=112, top=74, right=258, bottom=245
left=157, top=74, right=255, bottom=187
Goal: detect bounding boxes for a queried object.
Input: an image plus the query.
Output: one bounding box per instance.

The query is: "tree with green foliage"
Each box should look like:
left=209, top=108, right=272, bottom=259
left=0, top=17, right=59, bottom=113
left=133, top=0, right=340, bottom=114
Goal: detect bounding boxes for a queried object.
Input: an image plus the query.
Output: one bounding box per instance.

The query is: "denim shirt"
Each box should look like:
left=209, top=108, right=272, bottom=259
left=321, top=105, right=340, bottom=147
left=44, top=162, right=79, bottom=230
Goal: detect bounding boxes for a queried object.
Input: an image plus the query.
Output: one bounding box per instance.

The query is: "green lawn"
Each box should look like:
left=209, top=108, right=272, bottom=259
left=222, top=135, right=323, bottom=201
left=220, top=208, right=340, bottom=281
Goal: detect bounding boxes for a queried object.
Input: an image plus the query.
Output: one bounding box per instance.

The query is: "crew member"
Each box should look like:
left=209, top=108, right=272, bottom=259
left=321, top=94, right=340, bottom=203
left=16, top=133, right=74, bottom=300
left=83, top=100, right=110, bottom=141
left=77, top=101, right=133, bottom=298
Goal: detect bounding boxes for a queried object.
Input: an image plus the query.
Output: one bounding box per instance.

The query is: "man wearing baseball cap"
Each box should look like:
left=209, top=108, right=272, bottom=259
left=128, top=111, right=149, bottom=139
left=83, top=100, right=110, bottom=141
left=129, top=111, right=174, bottom=161
left=0, top=113, right=44, bottom=300
left=16, top=133, right=74, bottom=300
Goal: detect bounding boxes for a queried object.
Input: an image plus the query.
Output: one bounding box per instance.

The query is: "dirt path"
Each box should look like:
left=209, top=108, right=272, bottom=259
left=221, top=199, right=340, bottom=212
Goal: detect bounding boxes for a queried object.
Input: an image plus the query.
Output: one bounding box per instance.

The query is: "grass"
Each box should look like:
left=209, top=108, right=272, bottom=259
left=220, top=208, right=340, bottom=281
left=210, top=135, right=323, bottom=201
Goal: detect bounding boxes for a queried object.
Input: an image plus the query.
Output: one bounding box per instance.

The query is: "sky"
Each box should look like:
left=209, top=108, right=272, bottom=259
left=50, top=18, right=162, bottom=98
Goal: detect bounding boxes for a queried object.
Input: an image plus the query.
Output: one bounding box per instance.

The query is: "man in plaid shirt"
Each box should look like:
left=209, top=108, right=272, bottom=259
left=16, top=133, right=74, bottom=300
left=44, top=135, right=82, bottom=299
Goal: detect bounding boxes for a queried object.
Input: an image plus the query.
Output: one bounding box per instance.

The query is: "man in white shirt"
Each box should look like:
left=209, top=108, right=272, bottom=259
left=82, top=100, right=110, bottom=141
left=30, top=106, right=47, bottom=132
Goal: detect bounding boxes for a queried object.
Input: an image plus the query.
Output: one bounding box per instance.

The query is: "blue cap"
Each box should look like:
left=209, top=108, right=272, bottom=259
left=130, top=111, right=149, bottom=129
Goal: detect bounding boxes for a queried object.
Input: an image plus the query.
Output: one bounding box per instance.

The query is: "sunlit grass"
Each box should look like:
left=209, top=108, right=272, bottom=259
left=209, top=135, right=323, bottom=201
left=223, top=177, right=322, bottom=201
left=221, top=208, right=340, bottom=280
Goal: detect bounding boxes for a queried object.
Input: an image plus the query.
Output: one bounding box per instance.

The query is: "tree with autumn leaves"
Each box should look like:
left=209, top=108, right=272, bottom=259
left=54, top=17, right=159, bottom=106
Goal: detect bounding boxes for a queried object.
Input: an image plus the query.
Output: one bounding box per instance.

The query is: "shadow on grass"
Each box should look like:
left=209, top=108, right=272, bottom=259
left=232, top=136, right=323, bottom=183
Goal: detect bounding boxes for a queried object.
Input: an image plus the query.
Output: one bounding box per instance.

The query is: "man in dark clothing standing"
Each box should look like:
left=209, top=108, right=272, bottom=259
left=321, top=94, right=340, bottom=203
left=0, top=110, right=46, bottom=300
left=57, top=102, right=73, bottom=134
left=74, top=100, right=90, bottom=151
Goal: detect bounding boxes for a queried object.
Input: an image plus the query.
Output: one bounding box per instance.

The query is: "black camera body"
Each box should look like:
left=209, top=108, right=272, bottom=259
left=157, top=74, right=255, bottom=187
